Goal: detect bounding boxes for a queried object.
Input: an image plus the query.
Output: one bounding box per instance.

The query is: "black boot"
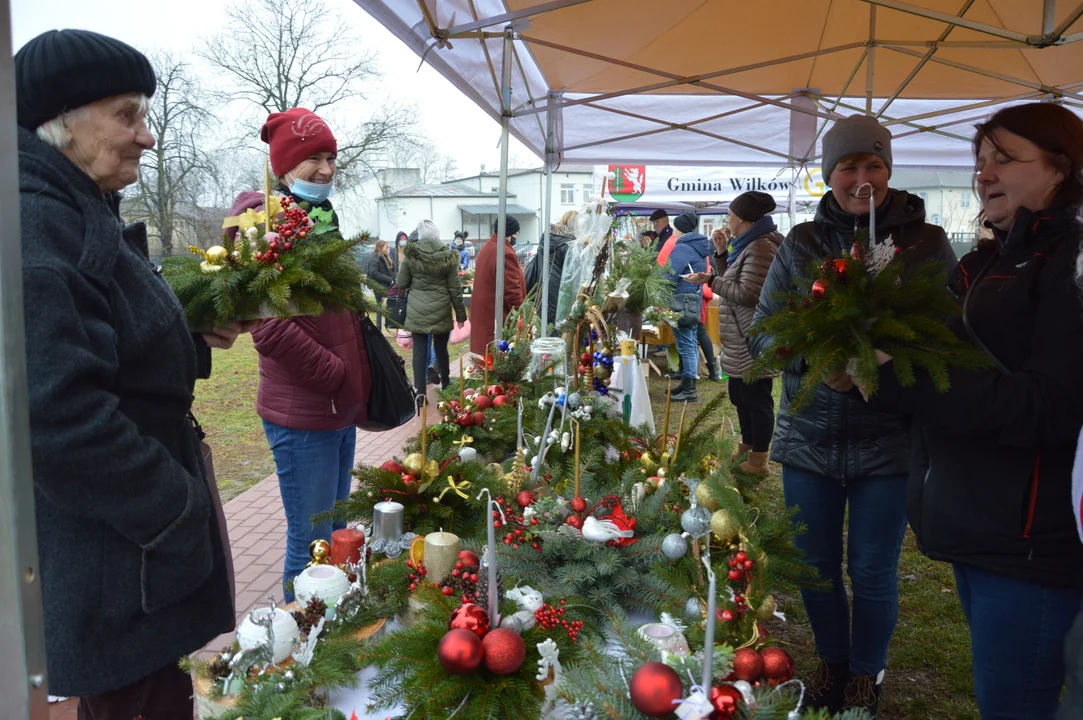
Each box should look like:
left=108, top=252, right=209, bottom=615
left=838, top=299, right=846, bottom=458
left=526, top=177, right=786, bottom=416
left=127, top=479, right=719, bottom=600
left=671, top=378, right=697, bottom=402
left=426, top=366, right=440, bottom=386
left=804, top=659, right=849, bottom=714
left=707, top=359, right=722, bottom=382
left=843, top=673, right=883, bottom=717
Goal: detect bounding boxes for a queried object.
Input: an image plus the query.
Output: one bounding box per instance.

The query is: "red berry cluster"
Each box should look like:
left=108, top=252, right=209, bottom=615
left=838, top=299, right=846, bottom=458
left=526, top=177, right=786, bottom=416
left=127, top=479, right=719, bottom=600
left=494, top=496, right=542, bottom=553
left=534, top=598, right=585, bottom=642
left=405, top=558, right=428, bottom=592
left=716, top=551, right=757, bottom=623
left=254, top=195, right=313, bottom=268
left=440, top=559, right=481, bottom=603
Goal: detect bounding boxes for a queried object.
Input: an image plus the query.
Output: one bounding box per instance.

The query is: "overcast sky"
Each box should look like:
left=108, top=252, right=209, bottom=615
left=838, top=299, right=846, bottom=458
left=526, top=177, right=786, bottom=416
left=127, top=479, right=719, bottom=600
left=11, top=0, right=538, bottom=178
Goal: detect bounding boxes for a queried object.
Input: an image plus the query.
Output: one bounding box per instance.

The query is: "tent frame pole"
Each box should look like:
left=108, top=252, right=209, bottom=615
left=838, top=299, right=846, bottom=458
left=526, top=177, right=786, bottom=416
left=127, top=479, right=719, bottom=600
left=539, top=93, right=557, bottom=338
left=0, top=0, right=48, bottom=714
left=866, top=5, right=877, bottom=114
left=446, top=0, right=592, bottom=35
left=493, top=26, right=515, bottom=346
left=857, top=0, right=1032, bottom=43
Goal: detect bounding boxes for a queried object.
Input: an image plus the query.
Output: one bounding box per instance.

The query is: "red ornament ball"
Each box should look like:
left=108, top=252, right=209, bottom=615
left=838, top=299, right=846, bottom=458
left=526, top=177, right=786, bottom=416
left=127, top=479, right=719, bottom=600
left=709, top=684, right=743, bottom=717
left=629, top=662, right=684, bottom=717
left=487, top=384, right=505, bottom=397
left=759, top=646, right=795, bottom=684
left=570, top=496, right=588, bottom=513
left=458, top=550, right=480, bottom=568
left=516, top=490, right=535, bottom=508
left=380, top=460, right=404, bottom=474
left=448, top=603, right=490, bottom=639
left=492, top=395, right=509, bottom=407
left=473, top=395, right=494, bottom=410
left=732, top=647, right=765, bottom=682
left=481, top=628, right=526, bottom=675
left=437, top=629, right=484, bottom=675
left=472, top=411, right=487, bottom=426
left=565, top=515, right=584, bottom=529
left=832, top=257, right=848, bottom=275
left=811, top=279, right=828, bottom=300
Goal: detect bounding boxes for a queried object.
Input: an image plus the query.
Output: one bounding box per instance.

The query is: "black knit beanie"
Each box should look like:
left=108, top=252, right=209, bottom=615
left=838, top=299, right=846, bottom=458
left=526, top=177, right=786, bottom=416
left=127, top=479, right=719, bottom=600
left=15, top=29, right=156, bottom=130
left=492, top=215, right=520, bottom=237
left=673, top=212, right=699, bottom=233
left=729, top=191, right=776, bottom=223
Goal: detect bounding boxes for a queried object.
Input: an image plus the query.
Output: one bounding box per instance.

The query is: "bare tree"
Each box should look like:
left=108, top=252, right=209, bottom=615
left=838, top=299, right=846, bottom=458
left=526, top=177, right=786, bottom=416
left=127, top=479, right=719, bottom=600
left=200, top=0, right=414, bottom=188
left=387, top=139, right=458, bottom=184
left=131, top=51, right=213, bottom=255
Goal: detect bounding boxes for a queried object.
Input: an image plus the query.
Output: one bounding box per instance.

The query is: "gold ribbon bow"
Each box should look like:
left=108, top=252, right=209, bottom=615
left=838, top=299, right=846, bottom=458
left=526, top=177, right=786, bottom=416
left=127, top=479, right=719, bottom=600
left=437, top=475, right=472, bottom=502
left=451, top=435, right=474, bottom=452
left=222, top=195, right=284, bottom=231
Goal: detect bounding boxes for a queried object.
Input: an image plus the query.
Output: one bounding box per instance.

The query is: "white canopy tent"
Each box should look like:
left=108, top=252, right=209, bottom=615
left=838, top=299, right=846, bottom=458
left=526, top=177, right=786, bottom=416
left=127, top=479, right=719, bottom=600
left=358, top=0, right=1083, bottom=338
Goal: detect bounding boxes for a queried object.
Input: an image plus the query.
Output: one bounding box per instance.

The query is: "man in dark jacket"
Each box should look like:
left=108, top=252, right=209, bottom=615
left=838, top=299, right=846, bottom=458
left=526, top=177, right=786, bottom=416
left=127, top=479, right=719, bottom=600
left=17, top=30, right=244, bottom=716
left=666, top=212, right=711, bottom=402
left=749, top=114, right=956, bottom=714
left=524, top=222, right=573, bottom=326
left=649, top=208, right=672, bottom=255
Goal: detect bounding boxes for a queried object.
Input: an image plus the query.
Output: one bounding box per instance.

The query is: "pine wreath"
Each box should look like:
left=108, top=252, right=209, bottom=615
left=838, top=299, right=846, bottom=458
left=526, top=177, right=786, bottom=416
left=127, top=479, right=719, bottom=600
left=162, top=196, right=374, bottom=329
left=746, top=230, right=993, bottom=412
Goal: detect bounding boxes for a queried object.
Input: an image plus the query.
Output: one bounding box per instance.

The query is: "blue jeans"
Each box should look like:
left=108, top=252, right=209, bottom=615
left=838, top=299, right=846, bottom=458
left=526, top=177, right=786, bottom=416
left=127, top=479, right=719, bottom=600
left=782, top=466, right=908, bottom=676
left=954, top=563, right=1081, bottom=720
left=262, top=420, right=356, bottom=602
left=673, top=325, right=698, bottom=380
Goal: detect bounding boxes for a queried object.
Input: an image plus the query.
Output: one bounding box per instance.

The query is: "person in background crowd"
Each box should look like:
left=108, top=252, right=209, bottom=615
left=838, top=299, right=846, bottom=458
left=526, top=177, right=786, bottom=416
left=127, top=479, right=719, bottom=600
left=394, top=230, right=408, bottom=266
left=397, top=220, right=466, bottom=401
left=649, top=208, right=672, bottom=254
left=659, top=216, right=716, bottom=381
left=405, top=230, right=440, bottom=383
left=750, top=115, right=955, bottom=715
left=525, top=209, right=577, bottom=327
left=863, top=103, right=1083, bottom=720
left=470, top=215, right=526, bottom=357
left=366, top=239, right=397, bottom=331
left=454, top=230, right=471, bottom=270
left=664, top=212, right=710, bottom=403
left=640, top=230, right=658, bottom=249
left=692, top=191, right=782, bottom=475
left=231, top=107, right=372, bottom=605
left=16, top=29, right=250, bottom=717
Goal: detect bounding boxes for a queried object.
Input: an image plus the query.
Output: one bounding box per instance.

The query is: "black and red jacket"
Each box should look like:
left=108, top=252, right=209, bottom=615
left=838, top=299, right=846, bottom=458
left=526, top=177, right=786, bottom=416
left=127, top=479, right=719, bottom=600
left=871, top=206, right=1083, bottom=588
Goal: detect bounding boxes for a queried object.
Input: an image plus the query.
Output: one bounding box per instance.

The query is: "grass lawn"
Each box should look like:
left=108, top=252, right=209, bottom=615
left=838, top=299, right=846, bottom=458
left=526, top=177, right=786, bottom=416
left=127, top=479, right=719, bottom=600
left=643, top=365, right=978, bottom=719
left=193, top=328, right=471, bottom=502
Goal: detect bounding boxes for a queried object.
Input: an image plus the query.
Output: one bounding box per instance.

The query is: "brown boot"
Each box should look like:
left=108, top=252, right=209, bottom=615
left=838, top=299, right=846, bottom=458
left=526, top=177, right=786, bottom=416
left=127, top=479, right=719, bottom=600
left=739, top=451, right=770, bottom=475
left=730, top=443, right=753, bottom=462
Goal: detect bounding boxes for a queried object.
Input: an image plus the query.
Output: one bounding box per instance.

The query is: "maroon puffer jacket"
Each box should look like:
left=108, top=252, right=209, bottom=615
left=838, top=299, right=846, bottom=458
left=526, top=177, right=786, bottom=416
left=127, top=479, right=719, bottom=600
left=252, top=310, right=371, bottom=431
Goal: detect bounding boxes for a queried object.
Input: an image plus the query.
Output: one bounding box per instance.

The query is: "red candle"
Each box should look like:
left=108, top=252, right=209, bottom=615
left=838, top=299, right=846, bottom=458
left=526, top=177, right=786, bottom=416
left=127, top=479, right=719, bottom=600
left=329, top=528, right=366, bottom=566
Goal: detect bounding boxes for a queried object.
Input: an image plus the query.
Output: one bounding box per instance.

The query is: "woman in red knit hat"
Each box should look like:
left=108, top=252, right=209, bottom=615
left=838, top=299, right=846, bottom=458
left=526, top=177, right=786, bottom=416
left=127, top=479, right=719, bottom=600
left=227, top=108, right=371, bottom=602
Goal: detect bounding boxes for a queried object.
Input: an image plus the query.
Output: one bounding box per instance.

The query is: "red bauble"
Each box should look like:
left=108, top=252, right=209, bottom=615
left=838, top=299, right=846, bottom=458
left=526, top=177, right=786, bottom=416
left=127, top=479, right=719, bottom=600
left=437, top=629, right=484, bottom=675
left=402, top=475, right=418, bottom=494
left=472, top=411, right=487, bottom=426
left=449, top=603, right=490, bottom=639
left=458, top=550, right=480, bottom=568
left=629, top=662, right=684, bottom=717
left=709, top=685, right=743, bottom=717
left=487, top=384, right=505, bottom=397
left=380, top=460, right=403, bottom=474
left=570, top=496, right=588, bottom=513
left=731, top=647, right=765, bottom=682
left=565, top=515, right=584, bottom=529
left=516, top=490, right=535, bottom=508
left=759, top=646, right=795, bottom=684
left=474, top=395, right=494, bottom=410
left=492, top=395, right=509, bottom=407
left=832, top=258, right=848, bottom=275
left=481, top=628, right=526, bottom=675
left=811, top=279, right=828, bottom=299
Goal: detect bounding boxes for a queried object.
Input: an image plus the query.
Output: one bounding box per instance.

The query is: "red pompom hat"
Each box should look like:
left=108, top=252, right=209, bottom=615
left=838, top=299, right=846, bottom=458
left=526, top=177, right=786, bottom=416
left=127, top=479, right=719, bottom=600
left=260, top=108, right=338, bottom=177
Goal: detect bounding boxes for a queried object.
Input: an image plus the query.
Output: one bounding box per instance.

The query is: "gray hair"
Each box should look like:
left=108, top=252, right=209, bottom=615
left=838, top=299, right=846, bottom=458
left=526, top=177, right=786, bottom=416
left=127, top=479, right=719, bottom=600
left=35, top=93, right=149, bottom=149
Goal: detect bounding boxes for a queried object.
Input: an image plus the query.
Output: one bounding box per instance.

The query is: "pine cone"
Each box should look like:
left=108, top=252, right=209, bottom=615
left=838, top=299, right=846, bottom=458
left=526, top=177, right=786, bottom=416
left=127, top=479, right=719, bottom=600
left=475, top=563, right=504, bottom=616
left=291, top=597, right=328, bottom=634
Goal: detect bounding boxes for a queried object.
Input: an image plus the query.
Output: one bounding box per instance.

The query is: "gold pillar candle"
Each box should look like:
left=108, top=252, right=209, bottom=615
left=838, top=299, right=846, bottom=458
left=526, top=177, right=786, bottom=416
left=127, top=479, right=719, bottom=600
left=459, top=357, right=466, bottom=408
left=661, top=379, right=673, bottom=452
left=673, top=401, right=689, bottom=464
left=423, top=529, right=460, bottom=584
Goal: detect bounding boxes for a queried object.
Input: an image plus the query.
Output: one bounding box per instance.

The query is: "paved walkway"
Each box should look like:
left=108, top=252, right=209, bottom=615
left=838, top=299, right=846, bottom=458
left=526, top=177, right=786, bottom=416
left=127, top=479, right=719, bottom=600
left=49, top=388, right=442, bottom=718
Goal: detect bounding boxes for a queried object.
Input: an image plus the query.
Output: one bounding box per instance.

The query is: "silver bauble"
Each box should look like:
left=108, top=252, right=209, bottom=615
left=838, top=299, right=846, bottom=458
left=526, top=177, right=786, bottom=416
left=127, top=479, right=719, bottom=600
left=276, top=682, right=287, bottom=691
left=684, top=597, right=703, bottom=620
left=567, top=392, right=582, bottom=409
left=661, top=533, right=688, bottom=560
left=680, top=506, right=712, bottom=536
left=219, top=652, right=232, bottom=663
left=283, top=670, right=295, bottom=681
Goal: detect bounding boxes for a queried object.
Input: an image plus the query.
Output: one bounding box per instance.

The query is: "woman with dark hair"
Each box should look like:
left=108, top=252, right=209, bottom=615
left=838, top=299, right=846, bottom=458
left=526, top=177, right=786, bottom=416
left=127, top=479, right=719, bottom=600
left=866, top=102, right=1083, bottom=718
left=366, top=239, right=397, bottom=331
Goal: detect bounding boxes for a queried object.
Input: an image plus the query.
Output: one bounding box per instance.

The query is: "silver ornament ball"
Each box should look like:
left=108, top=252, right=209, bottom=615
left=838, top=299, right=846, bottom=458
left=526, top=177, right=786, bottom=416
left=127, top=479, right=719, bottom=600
left=276, top=682, right=287, bottom=692
left=567, top=392, right=582, bottom=409
left=680, top=506, right=712, bottom=536
left=661, top=533, right=688, bottom=559
left=684, top=597, right=702, bottom=620
left=283, top=670, right=294, bottom=681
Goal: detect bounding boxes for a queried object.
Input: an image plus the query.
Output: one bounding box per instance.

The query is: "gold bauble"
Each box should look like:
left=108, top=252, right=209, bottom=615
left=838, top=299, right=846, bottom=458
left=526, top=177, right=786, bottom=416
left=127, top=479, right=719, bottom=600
left=594, top=365, right=611, bottom=381
left=199, top=261, right=224, bottom=273
left=756, top=594, right=777, bottom=621
left=700, top=454, right=720, bottom=473
left=205, top=245, right=229, bottom=264
left=710, top=508, right=740, bottom=542
left=306, top=539, right=330, bottom=567
left=486, top=462, right=505, bottom=476
left=403, top=453, right=438, bottom=480
left=695, top=482, right=721, bottom=512
left=638, top=451, right=657, bottom=473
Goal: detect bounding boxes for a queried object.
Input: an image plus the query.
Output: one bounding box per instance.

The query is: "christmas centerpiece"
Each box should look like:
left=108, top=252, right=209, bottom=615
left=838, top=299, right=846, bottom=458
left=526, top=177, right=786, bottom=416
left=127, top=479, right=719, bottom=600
left=162, top=163, right=371, bottom=330
left=746, top=184, right=992, bottom=411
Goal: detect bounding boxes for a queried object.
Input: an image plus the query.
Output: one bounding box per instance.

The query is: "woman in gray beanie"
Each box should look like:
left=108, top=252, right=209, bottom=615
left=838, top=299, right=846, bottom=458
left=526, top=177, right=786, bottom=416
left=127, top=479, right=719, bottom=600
left=748, top=114, right=955, bottom=715
left=16, top=29, right=250, bottom=717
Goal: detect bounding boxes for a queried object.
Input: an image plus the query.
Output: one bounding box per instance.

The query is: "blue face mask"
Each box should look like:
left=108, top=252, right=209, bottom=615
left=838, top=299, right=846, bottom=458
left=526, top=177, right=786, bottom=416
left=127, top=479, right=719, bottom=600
left=287, top=175, right=334, bottom=204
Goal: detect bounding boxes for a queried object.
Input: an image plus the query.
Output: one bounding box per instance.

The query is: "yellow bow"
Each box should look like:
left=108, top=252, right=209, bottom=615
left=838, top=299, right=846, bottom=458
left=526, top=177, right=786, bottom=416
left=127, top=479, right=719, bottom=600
left=437, top=475, right=472, bottom=502
left=451, top=435, right=474, bottom=452
left=222, top=195, right=284, bottom=230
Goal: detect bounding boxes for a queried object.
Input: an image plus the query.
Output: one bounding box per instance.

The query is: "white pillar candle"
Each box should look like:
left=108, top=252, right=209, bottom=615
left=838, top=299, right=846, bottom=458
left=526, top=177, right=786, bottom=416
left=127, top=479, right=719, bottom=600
left=372, top=500, right=404, bottom=542
left=701, top=556, right=717, bottom=691
left=424, top=529, right=461, bottom=584
left=458, top=447, right=478, bottom=463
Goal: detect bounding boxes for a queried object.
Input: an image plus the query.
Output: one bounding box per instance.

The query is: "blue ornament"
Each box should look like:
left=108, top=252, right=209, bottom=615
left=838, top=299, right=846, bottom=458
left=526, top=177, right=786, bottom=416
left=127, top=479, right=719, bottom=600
left=497, top=340, right=510, bottom=352
left=555, top=395, right=566, bottom=407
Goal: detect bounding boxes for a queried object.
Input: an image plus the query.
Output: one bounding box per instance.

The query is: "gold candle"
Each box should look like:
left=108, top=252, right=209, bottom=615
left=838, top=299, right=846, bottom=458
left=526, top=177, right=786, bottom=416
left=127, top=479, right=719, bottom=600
left=574, top=421, right=581, bottom=498
left=661, top=379, right=673, bottom=452
left=263, top=157, right=272, bottom=237
left=484, top=354, right=490, bottom=388
left=459, top=356, right=466, bottom=408
left=423, top=529, right=460, bottom=584
left=673, top=401, right=689, bottom=464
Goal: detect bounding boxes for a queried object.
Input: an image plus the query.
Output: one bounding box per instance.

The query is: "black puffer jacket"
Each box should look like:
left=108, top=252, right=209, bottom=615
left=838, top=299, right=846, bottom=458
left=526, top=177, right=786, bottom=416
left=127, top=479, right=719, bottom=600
left=750, top=190, right=955, bottom=479
left=524, top=225, right=572, bottom=325
left=366, top=252, right=397, bottom=295
left=870, top=207, right=1083, bottom=588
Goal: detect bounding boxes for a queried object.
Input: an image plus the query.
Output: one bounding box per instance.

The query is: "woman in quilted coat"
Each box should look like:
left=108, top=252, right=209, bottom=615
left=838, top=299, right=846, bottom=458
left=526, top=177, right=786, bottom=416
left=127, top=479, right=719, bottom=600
left=398, top=219, right=467, bottom=398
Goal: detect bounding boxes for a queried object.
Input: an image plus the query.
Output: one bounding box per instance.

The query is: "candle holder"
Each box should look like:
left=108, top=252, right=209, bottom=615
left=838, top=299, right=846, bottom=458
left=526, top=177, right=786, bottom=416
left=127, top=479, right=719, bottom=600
left=529, top=337, right=567, bottom=381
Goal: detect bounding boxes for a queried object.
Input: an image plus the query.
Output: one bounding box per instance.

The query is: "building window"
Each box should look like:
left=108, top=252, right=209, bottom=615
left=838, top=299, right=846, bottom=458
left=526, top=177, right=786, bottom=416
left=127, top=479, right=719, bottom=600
left=960, top=193, right=971, bottom=209
left=932, top=213, right=942, bottom=225
left=560, top=184, right=575, bottom=204
left=581, top=183, right=592, bottom=202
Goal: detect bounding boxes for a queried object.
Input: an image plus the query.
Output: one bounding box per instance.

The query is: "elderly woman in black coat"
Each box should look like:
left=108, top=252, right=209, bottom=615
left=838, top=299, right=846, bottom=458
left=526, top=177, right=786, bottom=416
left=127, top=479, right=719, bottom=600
left=16, top=30, right=250, bottom=718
